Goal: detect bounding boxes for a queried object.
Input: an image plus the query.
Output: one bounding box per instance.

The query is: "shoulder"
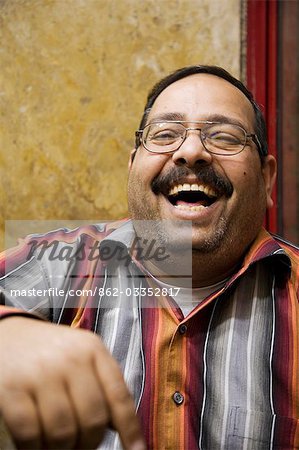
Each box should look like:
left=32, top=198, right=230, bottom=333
left=271, top=234, right=299, bottom=261
left=0, top=219, right=129, bottom=277
left=25, top=219, right=129, bottom=245
left=271, top=234, right=299, bottom=293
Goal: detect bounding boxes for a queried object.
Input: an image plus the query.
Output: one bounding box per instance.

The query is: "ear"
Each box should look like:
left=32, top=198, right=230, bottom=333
left=128, top=148, right=137, bottom=170
left=262, top=155, right=277, bottom=209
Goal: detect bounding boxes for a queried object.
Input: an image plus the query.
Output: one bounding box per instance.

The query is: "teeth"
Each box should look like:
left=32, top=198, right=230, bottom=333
left=168, top=183, right=217, bottom=197
left=175, top=205, right=206, bottom=211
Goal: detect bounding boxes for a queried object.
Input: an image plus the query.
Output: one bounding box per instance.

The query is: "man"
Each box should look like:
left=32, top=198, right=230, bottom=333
left=0, top=65, right=298, bottom=450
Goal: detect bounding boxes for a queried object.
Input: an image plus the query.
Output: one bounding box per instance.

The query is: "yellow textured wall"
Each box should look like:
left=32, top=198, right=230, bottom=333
left=0, top=0, right=241, bottom=250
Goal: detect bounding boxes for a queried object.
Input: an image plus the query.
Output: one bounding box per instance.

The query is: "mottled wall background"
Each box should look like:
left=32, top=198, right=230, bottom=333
left=0, top=0, right=241, bottom=250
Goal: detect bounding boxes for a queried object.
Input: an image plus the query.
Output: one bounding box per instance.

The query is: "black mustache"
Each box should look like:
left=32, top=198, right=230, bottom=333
left=151, top=166, right=233, bottom=197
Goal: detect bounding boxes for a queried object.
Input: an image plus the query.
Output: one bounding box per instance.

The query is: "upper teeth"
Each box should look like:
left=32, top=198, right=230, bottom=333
left=168, top=183, right=217, bottom=197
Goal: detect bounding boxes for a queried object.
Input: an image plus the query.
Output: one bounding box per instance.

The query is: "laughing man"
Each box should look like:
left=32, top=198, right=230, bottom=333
left=1, top=65, right=298, bottom=450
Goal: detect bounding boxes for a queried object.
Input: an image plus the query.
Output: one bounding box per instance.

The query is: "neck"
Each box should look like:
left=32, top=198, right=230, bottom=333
left=191, top=253, right=239, bottom=287
left=141, top=248, right=242, bottom=288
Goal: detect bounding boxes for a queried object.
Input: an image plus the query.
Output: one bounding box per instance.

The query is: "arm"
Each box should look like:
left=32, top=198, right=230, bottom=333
left=0, top=233, right=145, bottom=449
left=0, top=316, right=145, bottom=450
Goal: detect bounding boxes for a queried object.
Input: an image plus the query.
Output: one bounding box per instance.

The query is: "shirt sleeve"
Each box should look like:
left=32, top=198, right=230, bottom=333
left=0, top=225, right=108, bottom=324
left=0, top=303, right=44, bottom=321
left=0, top=233, right=78, bottom=322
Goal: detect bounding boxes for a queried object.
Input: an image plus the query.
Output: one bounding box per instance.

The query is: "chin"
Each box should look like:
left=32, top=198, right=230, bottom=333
left=190, top=219, right=227, bottom=252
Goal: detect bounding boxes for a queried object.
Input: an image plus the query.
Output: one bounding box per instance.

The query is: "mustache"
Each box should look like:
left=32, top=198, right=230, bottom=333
left=151, top=166, right=233, bottom=197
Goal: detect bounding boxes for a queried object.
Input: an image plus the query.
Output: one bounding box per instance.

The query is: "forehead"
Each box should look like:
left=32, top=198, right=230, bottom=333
left=147, top=74, right=256, bottom=130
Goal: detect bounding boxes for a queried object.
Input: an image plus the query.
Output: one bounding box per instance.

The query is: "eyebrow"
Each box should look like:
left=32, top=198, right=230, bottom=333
left=148, top=112, right=185, bottom=122
left=148, top=112, right=249, bottom=130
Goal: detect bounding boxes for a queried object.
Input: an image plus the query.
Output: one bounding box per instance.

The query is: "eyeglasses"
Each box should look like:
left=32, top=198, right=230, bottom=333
left=135, top=120, right=262, bottom=156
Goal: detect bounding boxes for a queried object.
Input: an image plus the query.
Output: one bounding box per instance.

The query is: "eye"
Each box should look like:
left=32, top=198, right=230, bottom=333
left=207, top=131, right=241, bottom=145
left=146, top=125, right=184, bottom=146
left=150, top=129, right=180, bottom=141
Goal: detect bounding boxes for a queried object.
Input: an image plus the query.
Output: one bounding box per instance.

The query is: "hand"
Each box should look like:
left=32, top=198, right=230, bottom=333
left=0, top=316, right=146, bottom=450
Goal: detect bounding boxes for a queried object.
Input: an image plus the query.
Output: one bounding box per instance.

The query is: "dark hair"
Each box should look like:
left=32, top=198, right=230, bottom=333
left=135, top=65, right=268, bottom=158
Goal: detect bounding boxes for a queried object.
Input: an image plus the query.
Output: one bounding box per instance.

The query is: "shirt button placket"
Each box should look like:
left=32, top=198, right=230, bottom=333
left=179, top=324, right=187, bottom=335
left=172, top=391, right=184, bottom=406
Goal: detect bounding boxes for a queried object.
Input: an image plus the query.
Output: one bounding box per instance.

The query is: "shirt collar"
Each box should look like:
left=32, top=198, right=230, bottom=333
left=99, top=220, right=135, bottom=265
left=227, top=227, right=291, bottom=287
left=101, top=220, right=136, bottom=250
left=100, top=221, right=292, bottom=278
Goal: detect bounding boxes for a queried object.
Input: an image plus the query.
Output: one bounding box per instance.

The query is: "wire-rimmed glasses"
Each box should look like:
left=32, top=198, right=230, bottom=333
left=135, top=121, right=262, bottom=156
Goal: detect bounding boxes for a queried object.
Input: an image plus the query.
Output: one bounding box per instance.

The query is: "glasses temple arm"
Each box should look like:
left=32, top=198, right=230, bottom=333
left=247, top=133, right=265, bottom=156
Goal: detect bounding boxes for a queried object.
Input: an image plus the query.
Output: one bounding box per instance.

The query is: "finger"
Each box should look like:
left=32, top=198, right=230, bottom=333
left=66, top=365, right=109, bottom=449
left=35, top=378, right=77, bottom=450
left=93, top=349, right=146, bottom=450
left=1, top=390, right=42, bottom=449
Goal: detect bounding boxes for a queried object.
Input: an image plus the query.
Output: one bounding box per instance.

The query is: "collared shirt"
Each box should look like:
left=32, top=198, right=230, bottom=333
left=0, top=220, right=298, bottom=449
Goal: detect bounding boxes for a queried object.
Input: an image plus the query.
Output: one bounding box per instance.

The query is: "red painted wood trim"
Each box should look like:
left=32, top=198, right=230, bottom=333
left=247, top=0, right=278, bottom=233
left=247, top=1, right=267, bottom=111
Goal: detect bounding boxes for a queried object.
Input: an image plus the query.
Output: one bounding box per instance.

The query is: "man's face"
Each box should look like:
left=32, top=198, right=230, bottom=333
left=128, top=74, right=276, bottom=256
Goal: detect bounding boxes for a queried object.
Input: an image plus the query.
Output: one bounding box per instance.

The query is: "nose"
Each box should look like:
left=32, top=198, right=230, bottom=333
left=171, top=128, right=213, bottom=167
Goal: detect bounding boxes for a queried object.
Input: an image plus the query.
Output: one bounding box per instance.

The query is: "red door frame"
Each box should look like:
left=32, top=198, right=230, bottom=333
left=246, top=0, right=278, bottom=233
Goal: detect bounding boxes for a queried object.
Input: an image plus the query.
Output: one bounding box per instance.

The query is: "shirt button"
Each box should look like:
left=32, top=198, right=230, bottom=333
left=172, top=391, right=184, bottom=405
left=179, top=324, right=188, bottom=335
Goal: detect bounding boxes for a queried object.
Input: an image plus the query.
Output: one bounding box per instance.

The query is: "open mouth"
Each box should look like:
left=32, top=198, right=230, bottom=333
left=167, top=182, right=218, bottom=211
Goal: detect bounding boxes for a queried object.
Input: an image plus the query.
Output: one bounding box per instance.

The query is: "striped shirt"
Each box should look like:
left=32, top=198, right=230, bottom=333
left=0, top=219, right=298, bottom=449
